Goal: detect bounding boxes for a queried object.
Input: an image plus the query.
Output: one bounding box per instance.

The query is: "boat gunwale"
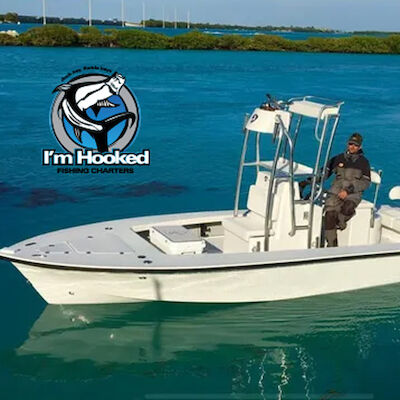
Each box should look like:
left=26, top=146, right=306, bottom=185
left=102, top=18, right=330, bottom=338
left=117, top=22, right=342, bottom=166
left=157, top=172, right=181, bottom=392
left=3, top=246, right=400, bottom=274
left=2, top=209, right=400, bottom=273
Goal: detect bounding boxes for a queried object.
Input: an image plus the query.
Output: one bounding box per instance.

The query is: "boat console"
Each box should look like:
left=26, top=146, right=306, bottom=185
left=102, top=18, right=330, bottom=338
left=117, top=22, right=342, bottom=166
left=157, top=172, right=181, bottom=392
left=142, top=94, right=387, bottom=255
left=223, top=170, right=323, bottom=252
left=224, top=94, right=384, bottom=252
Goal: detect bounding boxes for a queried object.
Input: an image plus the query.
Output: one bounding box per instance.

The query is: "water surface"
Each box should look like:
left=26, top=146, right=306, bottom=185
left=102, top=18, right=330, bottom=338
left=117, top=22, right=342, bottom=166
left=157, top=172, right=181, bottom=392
left=1, top=47, right=400, bottom=399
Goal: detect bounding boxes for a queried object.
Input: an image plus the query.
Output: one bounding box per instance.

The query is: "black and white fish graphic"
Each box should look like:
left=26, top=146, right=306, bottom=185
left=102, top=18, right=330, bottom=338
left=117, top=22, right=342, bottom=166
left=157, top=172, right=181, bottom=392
left=53, top=73, right=136, bottom=153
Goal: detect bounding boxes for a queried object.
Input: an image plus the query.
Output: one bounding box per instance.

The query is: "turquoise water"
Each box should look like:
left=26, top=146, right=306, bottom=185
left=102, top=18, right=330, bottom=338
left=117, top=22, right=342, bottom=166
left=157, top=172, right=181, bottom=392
left=1, top=46, right=400, bottom=398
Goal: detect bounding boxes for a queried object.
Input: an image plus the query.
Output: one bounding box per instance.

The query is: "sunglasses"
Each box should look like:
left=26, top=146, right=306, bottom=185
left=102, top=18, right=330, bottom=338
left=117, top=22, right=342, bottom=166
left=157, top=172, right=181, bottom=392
left=348, top=142, right=360, bottom=147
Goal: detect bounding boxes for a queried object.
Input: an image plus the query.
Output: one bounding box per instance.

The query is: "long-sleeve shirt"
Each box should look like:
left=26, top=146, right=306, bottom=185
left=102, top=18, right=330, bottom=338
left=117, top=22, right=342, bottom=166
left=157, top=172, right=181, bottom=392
left=326, top=149, right=371, bottom=198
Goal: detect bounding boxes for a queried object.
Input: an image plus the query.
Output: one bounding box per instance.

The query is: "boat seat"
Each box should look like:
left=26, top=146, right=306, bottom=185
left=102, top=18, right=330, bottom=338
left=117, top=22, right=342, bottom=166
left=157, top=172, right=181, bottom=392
left=379, top=206, right=400, bottom=232
left=246, top=171, right=300, bottom=218
left=358, top=199, right=374, bottom=210
left=223, top=171, right=281, bottom=240
left=337, top=199, right=379, bottom=246
left=247, top=185, right=273, bottom=218
left=222, top=212, right=267, bottom=241
left=224, top=171, right=300, bottom=243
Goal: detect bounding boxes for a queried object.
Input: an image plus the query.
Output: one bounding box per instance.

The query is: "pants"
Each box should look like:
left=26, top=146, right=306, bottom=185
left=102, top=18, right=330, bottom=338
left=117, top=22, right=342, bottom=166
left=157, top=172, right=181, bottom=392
left=324, top=196, right=358, bottom=247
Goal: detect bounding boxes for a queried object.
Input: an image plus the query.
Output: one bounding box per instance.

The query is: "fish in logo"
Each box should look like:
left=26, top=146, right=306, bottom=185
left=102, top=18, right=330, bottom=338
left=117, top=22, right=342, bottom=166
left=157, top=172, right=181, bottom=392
left=53, top=72, right=136, bottom=153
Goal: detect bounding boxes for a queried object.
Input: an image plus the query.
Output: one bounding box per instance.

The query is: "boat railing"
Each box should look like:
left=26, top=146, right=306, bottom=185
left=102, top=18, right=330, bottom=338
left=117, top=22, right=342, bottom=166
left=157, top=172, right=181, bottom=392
left=263, top=115, right=296, bottom=249
left=370, top=169, right=383, bottom=228
left=234, top=95, right=344, bottom=251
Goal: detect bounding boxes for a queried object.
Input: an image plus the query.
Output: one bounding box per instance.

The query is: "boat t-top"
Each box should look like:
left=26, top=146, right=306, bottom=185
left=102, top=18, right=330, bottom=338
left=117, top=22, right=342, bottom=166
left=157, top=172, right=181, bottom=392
left=2, top=94, right=400, bottom=304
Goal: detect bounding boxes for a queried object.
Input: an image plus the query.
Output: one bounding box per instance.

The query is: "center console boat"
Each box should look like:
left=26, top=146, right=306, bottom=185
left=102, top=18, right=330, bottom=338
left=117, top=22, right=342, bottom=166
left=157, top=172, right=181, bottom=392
left=2, top=95, right=400, bottom=304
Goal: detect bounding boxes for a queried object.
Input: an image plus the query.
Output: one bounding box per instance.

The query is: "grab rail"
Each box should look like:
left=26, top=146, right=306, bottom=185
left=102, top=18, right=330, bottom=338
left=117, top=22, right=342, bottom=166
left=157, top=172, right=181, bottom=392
left=264, top=117, right=296, bottom=251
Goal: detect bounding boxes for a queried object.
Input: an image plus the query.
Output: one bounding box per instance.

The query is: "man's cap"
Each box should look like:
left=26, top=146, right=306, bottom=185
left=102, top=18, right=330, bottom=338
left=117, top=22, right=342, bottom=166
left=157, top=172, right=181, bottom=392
left=348, top=133, right=363, bottom=146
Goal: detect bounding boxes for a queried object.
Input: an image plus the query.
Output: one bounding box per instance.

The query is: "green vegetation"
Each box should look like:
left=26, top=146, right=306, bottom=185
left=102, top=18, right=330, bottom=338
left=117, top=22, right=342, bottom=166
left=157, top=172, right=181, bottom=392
left=107, top=29, right=171, bottom=49
left=19, top=25, right=79, bottom=47
left=79, top=26, right=111, bottom=47
left=2, top=24, right=400, bottom=55
left=171, top=31, right=219, bottom=49
left=0, top=12, right=18, bottom=23
left=0, top=33, right=19, bottom=45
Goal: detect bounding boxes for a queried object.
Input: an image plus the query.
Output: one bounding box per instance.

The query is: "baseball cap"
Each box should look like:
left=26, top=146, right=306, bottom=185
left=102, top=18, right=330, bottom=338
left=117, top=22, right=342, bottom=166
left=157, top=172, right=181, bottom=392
left=348, top=133, right=363, bottom=146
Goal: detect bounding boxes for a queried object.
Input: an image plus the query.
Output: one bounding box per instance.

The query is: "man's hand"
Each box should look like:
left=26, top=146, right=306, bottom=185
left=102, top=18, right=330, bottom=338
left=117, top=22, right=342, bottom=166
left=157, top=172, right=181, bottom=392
left=299, top=179, right=311, bottom=189
left=338, top=190, right=348, bottom=200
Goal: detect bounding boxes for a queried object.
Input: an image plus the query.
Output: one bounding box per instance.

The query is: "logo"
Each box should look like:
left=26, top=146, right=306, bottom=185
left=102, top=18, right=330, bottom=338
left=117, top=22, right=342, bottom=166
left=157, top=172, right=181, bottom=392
left=51, top=71, right=138, bottom=153
left=44, top=67, right=150, bottom=174
left=250, top=114, right=259, bottom=123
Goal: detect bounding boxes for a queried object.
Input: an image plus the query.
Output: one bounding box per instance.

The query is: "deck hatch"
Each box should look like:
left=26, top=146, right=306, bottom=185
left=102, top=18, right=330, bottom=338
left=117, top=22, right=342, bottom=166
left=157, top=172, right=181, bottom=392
left=68, top=233, right=134, bottom=255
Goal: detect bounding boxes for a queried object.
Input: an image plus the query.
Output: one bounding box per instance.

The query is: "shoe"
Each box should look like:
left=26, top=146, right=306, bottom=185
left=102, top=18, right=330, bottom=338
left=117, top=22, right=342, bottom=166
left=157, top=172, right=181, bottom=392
left=327, top=239, right=338, bottom=247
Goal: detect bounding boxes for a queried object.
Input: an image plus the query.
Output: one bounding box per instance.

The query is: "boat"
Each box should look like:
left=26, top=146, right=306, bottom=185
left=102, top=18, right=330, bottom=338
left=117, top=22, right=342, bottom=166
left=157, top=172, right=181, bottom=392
left=123, top=21, right=144, bottom=28
left=2, top=94, right=400, bottom=305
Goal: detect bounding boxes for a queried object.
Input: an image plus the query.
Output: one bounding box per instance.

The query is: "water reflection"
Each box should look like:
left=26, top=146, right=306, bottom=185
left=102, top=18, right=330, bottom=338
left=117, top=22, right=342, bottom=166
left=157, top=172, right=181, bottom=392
left=8, top=285, right=400, bottom=398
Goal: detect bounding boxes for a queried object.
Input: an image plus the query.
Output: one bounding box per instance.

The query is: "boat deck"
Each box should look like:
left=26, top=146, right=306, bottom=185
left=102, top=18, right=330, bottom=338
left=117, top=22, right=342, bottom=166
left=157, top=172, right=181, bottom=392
left=0, top=211, right=231, bottom=271
left=1, top=210, right=400, bottom=272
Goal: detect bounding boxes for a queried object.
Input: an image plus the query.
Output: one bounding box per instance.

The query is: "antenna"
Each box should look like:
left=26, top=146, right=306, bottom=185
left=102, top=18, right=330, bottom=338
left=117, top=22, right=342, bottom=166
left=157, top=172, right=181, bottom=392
left=121, top=0, right=125, bottom=27
left=142, top=2, right=145, bottom=28
left=187, top=10, right=190, bottom=29
left=162, top=5, right=165, bottom=28
left=88, top=0, right=92, bottom=26
left=174, top=7, right=177, bottom=29
left=42, top=0, right=46, bottom=25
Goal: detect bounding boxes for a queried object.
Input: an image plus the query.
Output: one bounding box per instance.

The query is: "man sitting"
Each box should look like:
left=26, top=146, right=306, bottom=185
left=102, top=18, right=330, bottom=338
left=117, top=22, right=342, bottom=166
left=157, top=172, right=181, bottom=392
left=324, top=133, right=371, bottom=247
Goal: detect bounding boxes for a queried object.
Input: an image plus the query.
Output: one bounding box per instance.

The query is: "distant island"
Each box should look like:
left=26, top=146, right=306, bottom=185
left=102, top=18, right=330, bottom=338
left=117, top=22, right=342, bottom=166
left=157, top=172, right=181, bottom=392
left=0, top=12, right=337, bottom=32
left=0, top=12, right=120, bottom=26
left=353, top=30, right=400, bottom=35
left=0, top=12, right=336, bottom=33
left=1, top=24, right=400, bottom=55
left=140, top=19, right=337, bottom=33
left=1, top=12, right=399, bottom=36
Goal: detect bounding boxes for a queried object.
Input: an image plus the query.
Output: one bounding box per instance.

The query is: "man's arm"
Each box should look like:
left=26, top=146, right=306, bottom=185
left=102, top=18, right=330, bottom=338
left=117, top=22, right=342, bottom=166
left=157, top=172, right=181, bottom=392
left=299, top=155, right=337, bottom=191
left=324, top=156, right=337, bottom=180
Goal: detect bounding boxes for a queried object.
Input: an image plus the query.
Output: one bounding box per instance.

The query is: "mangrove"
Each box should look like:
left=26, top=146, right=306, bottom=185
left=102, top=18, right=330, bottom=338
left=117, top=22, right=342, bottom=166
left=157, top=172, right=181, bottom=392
left=1, top=25, right=400, bottom=55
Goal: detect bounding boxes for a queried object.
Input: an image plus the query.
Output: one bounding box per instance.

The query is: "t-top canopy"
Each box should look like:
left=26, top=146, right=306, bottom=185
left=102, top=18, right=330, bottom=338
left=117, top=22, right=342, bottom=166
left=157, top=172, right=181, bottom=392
left=288, top=98, right=341, bottom=120
left=245, top=108, right=291, bottom=134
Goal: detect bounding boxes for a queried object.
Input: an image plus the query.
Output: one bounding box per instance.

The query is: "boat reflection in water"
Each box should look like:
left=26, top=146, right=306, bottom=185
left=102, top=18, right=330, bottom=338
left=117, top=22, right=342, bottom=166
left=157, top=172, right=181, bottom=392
left=10, top=285, right=400, bottom=398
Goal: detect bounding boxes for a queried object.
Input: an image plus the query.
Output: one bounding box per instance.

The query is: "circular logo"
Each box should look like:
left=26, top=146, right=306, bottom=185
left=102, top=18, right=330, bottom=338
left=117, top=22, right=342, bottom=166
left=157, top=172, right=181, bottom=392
left=250, top=114, right=259, bottom=123
left=51, top=72, right=139, bottom=153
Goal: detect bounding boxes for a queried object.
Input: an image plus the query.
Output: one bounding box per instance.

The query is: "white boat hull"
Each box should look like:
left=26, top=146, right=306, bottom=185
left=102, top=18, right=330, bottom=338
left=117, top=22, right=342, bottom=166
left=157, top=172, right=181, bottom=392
left=13, top=251, right=400, bottom=304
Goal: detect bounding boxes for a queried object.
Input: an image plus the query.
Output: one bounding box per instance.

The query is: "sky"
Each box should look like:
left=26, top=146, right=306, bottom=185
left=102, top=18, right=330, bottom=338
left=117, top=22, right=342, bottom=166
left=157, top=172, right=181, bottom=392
left=1, top=0, right=400, bottom=32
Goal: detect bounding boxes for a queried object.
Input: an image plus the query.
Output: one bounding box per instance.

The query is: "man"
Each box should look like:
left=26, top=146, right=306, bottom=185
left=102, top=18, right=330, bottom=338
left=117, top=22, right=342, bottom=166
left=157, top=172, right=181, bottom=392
left=323, top=133, right=371, bottom=247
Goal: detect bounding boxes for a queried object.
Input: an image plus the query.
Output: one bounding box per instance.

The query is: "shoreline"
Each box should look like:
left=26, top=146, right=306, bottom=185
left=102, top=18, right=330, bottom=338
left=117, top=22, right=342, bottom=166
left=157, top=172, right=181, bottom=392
left=1, top=25, right=400, bottom=55
left=0, top=15, right=337, bottom=33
